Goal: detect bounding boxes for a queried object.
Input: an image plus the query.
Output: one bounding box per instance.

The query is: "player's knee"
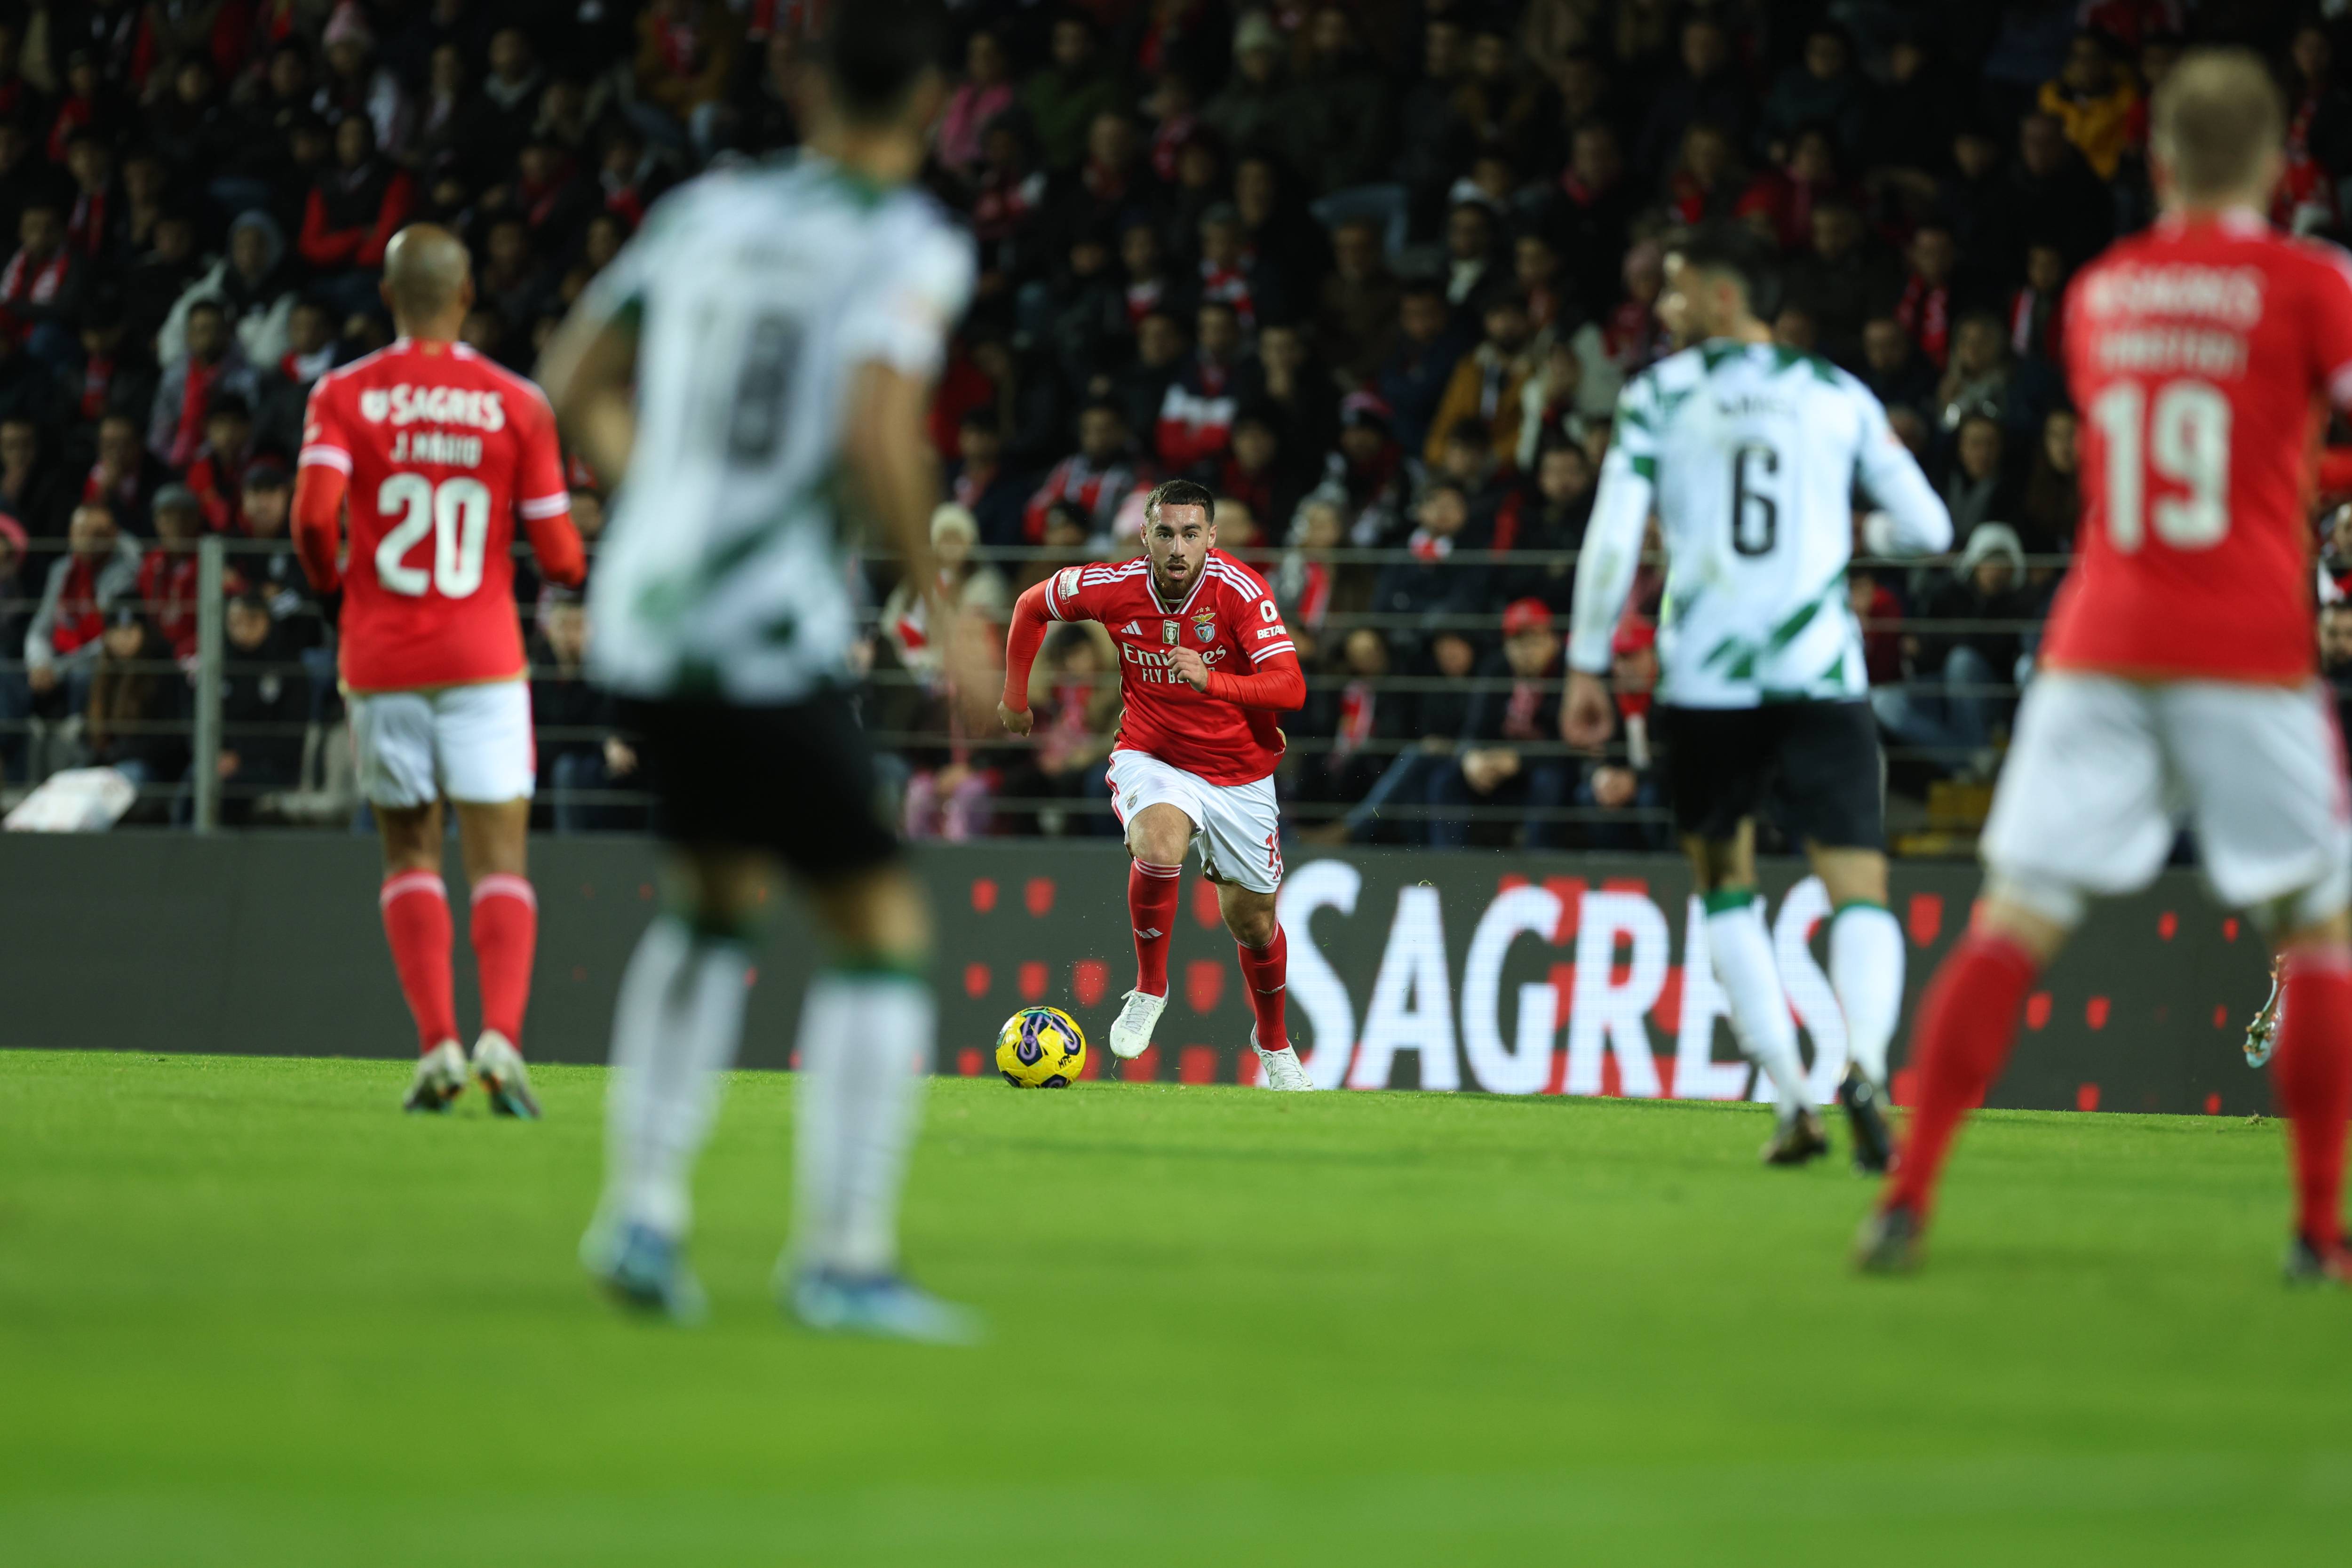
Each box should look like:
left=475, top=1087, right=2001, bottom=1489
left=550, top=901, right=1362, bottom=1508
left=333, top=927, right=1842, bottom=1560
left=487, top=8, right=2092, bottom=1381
left=810, top=862, right=932, bottom=966
left=1126, top=808, right=1190, bottom=867
left=1222, top=893, right=1278, bottom=947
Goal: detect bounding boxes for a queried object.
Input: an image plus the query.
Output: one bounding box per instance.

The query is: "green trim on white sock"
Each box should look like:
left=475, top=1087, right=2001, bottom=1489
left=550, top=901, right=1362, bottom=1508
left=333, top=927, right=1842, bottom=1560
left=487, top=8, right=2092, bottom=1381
left=1701, top=886, right=1758, bottom=915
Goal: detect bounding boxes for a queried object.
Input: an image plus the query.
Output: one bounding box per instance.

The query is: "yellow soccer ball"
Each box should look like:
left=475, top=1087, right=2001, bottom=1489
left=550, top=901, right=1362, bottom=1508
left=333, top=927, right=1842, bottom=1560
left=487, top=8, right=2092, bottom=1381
left=995, top=1006, right=1086, bottom=1088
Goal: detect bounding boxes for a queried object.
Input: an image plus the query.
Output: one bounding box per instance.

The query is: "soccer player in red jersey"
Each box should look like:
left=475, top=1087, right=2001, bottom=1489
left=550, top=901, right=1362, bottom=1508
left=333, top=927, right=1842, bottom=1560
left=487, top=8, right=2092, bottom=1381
left=290, top=225, right=586, bottom=1117
left=1860, top=52, right=2352, bottom=1279
left=998, top=478, right=1313, bottom=1087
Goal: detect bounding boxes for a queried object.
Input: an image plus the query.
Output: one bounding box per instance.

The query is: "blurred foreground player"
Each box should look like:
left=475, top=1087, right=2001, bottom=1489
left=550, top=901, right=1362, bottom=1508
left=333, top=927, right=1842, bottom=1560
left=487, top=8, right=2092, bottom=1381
left=539, top=0, right=985, bottom=1337
left=1861, top=51, right=2352, bottom=1279
left=998, top=479, right=1311, bottom=1088
left=1565, top=225, right=1951, bottom=1167
left=292, top=225, right=584, bottom=1117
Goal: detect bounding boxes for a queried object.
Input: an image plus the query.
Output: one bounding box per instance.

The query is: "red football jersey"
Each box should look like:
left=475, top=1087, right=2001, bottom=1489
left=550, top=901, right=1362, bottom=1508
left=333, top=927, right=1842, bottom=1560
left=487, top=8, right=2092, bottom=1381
left=2044, top=211, right=2352, bottom=682
left=1044, top=548, right=1298, bottom=784
left=297, top=339, right=572, bottom=692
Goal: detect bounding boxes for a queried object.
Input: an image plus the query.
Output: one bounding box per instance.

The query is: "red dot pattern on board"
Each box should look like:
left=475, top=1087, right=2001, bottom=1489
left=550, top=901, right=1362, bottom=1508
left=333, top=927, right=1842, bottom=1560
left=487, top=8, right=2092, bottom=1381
left=1185, top=958, right=1224, bottom=1013
left=639, top=883, right=653, bottom=901
left=2075, top=1082, right=2100, bottom=1112
left=1127, top=1044, right=1160, bottom=1082
left=1024, top=877, right=1055, bottom=917
left=744, top=967, right=758, bottom=988
left=963, top=963, right=990, bottom=998
left=971, top=878, right=998, bottom=914
left=572, top=965, right=587, bottom=982
left=1498, top=873, right=1530, bottom=892
left=1601, top=876, right=1648, bottom=896
left=2085, top=995, right=2110, bottom=1030
left=789, top=1050, right=801, bottom=1070
left=1652, top=965, right=1684, bottom=1035
left=2024, top=992, right=2052, bottom=1029
left=1018, top=961, right=1047, bottom=1001
left=1598, top=1053, right=1623, bottom=1098
left=1073, top=959, right=1108, bottom=1008
left=2204, top=1091, right=2222, bottom=1115
left=2157, top=910, right=2177, bottom=940
left=1178, top=1045, right=1217, bottom=1084
left=2213, top=1004, right=2229, bottom=1028
left=1192, top=877, right=1222, bottom=929
left=1546, top=877, right=1587, bottom=939
left=2223, top=917, right=2240, bottom=942
left=957, top=1048, right=981, bottom=1077
left=1907, top=893, right=1943, bottom=947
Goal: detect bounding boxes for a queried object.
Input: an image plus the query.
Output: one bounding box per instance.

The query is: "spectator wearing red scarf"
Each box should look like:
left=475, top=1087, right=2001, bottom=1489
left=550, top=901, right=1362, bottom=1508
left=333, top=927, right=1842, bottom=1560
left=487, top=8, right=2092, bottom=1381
left=1896, top=222, right=1959, bottom=368
left=136, top=485, right=206, bottom=661
left=0, top=202, right=87, bottom=367
left=83, top=412, right=163, bottom=539
left=632, top=0, right=738, bottom=160
left=935, top=28, right=1014, bottom=182
left=184, top=393, right=258, bottom=534
left=25, top=501, right=141, bottom=714
left=146, top=299, right=260, bottom=468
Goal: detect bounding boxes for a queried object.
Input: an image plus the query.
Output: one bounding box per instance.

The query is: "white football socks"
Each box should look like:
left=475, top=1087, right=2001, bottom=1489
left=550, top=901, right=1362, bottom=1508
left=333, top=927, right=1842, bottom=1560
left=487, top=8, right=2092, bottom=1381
left=793, top=971, right=934, bottom=1279
left=603, top=916, right=751, bottom=1237
left=1704, top=894, right=1810, bottom=1117
left=1829, top=901, right=1906, bottom=1089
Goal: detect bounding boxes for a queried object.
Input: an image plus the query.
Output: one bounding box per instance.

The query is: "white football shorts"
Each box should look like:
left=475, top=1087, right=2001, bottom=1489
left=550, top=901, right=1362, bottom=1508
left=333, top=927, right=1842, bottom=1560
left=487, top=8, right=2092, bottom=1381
left=1104, top=747, right=1283, bottom=894
left=350, top=680, right=536, bottom=809
left=1980, top=672, right=2352, bottom=929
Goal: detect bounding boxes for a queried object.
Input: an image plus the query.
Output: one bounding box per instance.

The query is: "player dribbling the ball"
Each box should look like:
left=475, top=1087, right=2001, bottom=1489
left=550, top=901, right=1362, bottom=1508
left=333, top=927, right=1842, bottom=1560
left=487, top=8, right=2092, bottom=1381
left=999, top=479, right=1313, bottom=1089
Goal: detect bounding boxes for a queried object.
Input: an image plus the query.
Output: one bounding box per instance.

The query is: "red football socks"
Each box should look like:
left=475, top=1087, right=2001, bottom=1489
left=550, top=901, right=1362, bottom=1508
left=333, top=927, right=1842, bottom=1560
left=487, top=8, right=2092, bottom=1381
left=1236, top=924, right=1290, bottom=1052
left=380, top=871, right=458, bottom=1053
left=2272, top=947, right=2352, bottom=1245
left=1883, top=929, right=2040, bottom=1220
left=1128, top=858, right=1182, bottom=997
left=469, top=874, right=539, bottom=1045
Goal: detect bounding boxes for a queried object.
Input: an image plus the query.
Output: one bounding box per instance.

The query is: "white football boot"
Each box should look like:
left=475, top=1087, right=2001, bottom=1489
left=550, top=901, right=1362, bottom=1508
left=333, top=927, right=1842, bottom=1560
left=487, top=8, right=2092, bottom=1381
left=469, top=1030, right=542, bottom=1119
left=1253, top=1029, right=1314, bottom=1091
left=403, top=1039, right=468, bottom=1113
left=1107, top=988, right=1167, bottom=1060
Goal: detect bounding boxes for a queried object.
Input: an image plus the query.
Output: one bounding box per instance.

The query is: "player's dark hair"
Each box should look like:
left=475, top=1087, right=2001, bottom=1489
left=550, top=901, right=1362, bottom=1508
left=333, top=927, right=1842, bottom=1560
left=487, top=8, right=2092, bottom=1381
left=1143, top=478, right=1216, bottom=528
left=1678, top=221, right=1777, bottom=315
left=819, top=0, right=949, bottom=125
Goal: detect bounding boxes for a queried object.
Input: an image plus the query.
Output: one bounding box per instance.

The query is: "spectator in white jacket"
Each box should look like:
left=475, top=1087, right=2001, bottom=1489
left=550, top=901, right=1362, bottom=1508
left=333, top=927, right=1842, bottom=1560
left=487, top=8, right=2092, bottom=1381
left=157, top=211, right=296, bottom=372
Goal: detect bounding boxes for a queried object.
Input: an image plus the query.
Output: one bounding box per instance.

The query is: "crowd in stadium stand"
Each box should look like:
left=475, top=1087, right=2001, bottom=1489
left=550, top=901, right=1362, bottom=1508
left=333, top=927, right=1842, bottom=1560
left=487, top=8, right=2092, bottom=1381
left=0, top=2, right=2345, bottom=844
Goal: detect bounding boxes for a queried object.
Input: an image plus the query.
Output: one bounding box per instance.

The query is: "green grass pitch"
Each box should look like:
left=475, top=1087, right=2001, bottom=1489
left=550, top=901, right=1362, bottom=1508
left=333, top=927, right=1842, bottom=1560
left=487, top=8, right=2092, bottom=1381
left=2, top=1049, right=2347, bottom=1566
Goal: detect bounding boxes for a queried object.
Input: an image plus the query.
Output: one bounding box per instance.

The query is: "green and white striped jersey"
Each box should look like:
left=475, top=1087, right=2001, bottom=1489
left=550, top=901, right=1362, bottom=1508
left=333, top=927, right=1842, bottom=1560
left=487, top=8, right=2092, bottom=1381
left=1567, top=339, right=1949, bottom=708
left=582, top=154, right=975, bottom=703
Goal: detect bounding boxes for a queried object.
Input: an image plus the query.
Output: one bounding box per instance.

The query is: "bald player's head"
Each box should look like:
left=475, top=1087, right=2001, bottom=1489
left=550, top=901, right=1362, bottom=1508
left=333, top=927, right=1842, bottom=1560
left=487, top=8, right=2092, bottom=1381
left=380, top=224, right=473, bottom=332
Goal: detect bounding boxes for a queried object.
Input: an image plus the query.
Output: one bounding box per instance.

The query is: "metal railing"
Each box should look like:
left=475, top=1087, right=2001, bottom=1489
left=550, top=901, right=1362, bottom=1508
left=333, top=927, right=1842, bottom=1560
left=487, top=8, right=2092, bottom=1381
left=0, top=534, right=2073, bottom=847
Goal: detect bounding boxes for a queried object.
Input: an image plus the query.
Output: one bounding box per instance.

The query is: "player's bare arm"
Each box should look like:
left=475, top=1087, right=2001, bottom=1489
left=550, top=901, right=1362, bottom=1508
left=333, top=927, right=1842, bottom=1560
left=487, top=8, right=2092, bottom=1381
left=537, top=311, right=639, bottom=482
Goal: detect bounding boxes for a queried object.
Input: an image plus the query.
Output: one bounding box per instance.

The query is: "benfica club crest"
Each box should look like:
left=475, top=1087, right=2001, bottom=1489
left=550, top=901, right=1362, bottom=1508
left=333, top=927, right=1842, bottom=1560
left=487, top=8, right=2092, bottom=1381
left=1193, top=612, right=1217, bottom=644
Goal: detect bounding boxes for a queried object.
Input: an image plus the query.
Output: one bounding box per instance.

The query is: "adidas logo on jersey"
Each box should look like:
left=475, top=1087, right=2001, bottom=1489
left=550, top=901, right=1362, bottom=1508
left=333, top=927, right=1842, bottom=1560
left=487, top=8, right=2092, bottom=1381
left=1118, top=621, right=1143, bottom=636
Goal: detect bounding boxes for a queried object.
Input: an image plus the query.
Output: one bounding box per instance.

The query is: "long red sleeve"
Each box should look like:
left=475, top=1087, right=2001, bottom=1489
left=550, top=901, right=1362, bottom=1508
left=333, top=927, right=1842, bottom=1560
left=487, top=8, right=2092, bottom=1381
left=298, top=187, right=360, bottom=270
left=1001, top=579, right=1052, bottom=710
left=1205, top=648, right=1305, bottom=710
left=523, top=509, right=585, bottom=587
left=358, top=173, right=416, bottom=270
left=290, top=462, right=345, bottom=592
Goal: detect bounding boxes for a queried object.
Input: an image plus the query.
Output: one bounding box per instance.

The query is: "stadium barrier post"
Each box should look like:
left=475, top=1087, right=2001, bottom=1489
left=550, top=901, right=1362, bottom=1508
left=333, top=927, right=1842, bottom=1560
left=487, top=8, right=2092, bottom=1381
left=192, top=537, right=224, bottom=834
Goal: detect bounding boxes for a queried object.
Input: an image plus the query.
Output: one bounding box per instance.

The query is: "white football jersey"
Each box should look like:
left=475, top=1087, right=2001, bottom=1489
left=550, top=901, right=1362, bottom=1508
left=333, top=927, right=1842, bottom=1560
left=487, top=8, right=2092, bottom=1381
left=583, top=154, right=976, bottom=702
left=1568, top=340, right=1948, bottom=708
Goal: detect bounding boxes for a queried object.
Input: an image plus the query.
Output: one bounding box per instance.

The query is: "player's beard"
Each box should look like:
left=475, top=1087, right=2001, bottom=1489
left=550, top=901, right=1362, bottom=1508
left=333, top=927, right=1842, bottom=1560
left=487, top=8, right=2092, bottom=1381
left=1149, top=556, right=1194, bottom=605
